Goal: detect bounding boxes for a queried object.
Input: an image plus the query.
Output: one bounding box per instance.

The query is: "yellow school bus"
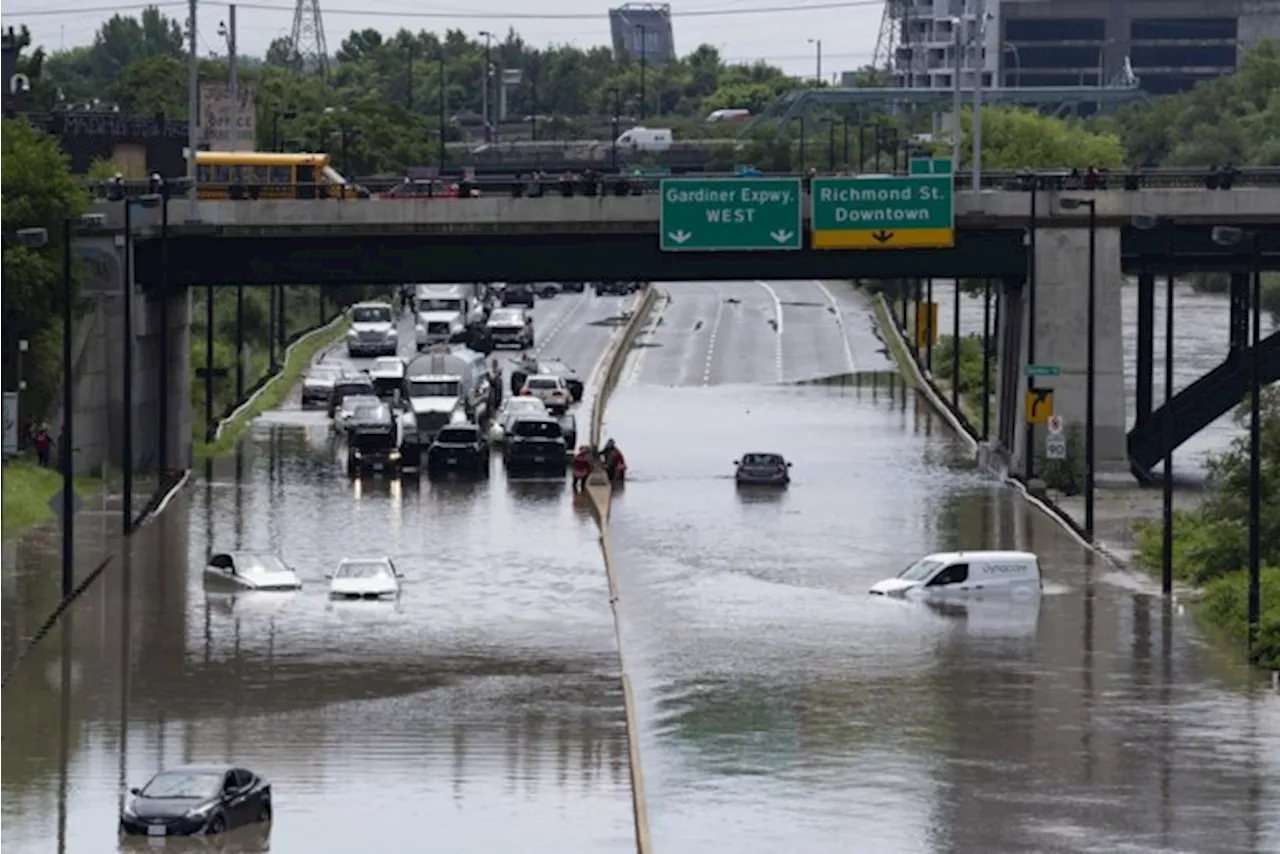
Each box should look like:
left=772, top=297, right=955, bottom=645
left=194, top=151, right=362, bottom=200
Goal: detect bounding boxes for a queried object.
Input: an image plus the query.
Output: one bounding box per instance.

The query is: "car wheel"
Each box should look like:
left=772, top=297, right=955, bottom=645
left=258, top=801, right=272, bottom=823
left=207, top=813, right=227, bottom=835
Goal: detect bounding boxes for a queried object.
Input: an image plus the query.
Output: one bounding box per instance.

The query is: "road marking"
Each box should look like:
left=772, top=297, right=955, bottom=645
left=702, top=297, right=725, bottom=387
left=814, top=280, right=858, bottom=374
left=624, top=290, right=667, bottom=387
left=754, top=280, right=784, bottom=383
left=532, top=291, right=588, bottom=357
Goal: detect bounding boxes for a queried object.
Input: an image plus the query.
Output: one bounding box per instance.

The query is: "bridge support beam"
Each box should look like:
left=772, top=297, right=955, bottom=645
left=1135, top=273, right=1155, bottom=430
left=1008, top=226, right=1129, bottom=478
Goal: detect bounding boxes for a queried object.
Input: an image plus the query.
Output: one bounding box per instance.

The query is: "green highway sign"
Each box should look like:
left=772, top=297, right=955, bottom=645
left=1025, top=364, right=1061, bottom=377
left=660, top=177, right=803, bottom=252
left=910, top=158, right=953, bottom=175
left=809, top=175, right=955, bottom=250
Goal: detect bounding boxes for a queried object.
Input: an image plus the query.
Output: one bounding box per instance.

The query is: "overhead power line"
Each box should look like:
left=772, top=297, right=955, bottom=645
left=8, top=0, right=883, bottom=20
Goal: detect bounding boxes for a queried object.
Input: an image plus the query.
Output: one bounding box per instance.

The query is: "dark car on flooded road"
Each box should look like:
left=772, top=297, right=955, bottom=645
left=734, top=452, right=792, bottom=486
left=119, top=764, right=272, bottom=838
left=425, top=423, right=490, bottom=477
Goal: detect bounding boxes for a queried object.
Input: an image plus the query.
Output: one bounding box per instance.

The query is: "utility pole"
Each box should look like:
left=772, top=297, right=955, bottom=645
left=226, top=5, right=238, bottom=151
left=639, top=24, right=648, bottom=120
left=187, top=0, right=199, bottom=207
left=479, top=31, right=493, bottom=143
left=951, top=18, right=962, bottom=169
left=971, top=0, right=986, bottom=191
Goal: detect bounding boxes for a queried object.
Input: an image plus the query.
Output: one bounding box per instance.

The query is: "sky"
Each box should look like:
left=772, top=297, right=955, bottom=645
left=7, top=0, right=885, bottom=79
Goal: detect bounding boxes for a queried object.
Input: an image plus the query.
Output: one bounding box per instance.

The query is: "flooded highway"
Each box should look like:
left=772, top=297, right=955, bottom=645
left=2, top=290, right=640, bottom=854
left=608, top=280, right=1280, bottom=854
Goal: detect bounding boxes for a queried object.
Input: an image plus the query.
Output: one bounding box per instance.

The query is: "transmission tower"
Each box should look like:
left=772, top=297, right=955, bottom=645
left=290, top=0, right=330, bottom=78
left=872, top=0, right=909, bottom=86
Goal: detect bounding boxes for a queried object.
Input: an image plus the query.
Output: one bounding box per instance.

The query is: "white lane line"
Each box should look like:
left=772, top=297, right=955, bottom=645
left=754, top=280, right=785, bottom=383
left=624, top=290, right=667, bottom=387
left=814, top=280, right=858, bottom=374
left=702, top=297, right=725, bottom=387
left=531, top=291, right=589, bottom=357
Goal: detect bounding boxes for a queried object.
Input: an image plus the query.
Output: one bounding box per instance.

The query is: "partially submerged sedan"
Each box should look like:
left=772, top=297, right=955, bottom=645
left=328, top=557, right=402, bottom=599
left=203, top=552, right=302, bottom=591
left=301, top=362, right=342, bottom=408
left=119, top=764, right=272, bottom=837
left=734, top=452, right=792, bottom=486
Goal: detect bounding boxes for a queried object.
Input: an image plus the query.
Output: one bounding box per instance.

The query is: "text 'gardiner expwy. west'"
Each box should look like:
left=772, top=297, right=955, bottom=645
left=664, top=186, right=796, bottom=206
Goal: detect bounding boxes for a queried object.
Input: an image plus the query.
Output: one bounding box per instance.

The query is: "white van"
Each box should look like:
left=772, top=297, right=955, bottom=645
left=869, top=550, right=1041, bottom=598
left=615, top=126, right=673, bottom=152
left=705, top=108, right=751, bottom=124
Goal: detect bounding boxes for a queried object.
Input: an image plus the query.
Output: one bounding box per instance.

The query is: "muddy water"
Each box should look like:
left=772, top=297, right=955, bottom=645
left=926, top=280, right=1278, bottom=475
left=605, top=281, right=1280, bottom=854
left=1, top=292, right=641, bottom=854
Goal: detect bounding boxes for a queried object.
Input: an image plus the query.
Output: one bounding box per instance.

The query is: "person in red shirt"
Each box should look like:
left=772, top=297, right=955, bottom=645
left=572, top=446, right=593, bottom=491
left=601, top=439, right=626, bottom=484
left=33, top=425, right=51, bottom=467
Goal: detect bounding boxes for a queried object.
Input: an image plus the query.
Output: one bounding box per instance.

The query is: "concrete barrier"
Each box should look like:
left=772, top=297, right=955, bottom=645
left=581, top=285, right=660, bottom=854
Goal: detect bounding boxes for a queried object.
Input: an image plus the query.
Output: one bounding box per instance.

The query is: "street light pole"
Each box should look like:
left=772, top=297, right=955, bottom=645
left=808, top=38, right=822, bottom=86
left=62, top=217, right=75, bottom=598
left=122, top=200, right=134, bottom=534
left=479, top=31, right=493, bottom=143
left=1061, top=196, right=1098, bottom=538
left=437, top=50, right=447, bottom=172
left=639, top=24, right=648, bottom=120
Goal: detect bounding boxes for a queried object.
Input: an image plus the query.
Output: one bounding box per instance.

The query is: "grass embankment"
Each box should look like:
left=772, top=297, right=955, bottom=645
left=1, top=460, right=99, bottom=541
left=870, top=297, right=919, bottom=389
left=193, top=313, right=349, bottom=460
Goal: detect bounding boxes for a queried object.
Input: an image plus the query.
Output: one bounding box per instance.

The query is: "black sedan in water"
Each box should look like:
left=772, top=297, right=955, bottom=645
left=120, top=764, right=272, bottom=837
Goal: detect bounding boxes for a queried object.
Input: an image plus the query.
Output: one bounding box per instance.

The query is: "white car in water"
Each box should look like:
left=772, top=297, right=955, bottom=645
left=519, top=375, right=571, bottom=413
left=328, top=557, right=402, bottom=599
left=488, top=396, right=548, bottom=442
left=203, top=552, right=302, bottom=591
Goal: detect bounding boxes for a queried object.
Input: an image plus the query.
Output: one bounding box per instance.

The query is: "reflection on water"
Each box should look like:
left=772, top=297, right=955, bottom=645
left=2, top=412, right=635, bottom=854
left=606, top=381, right=1280, bottom=854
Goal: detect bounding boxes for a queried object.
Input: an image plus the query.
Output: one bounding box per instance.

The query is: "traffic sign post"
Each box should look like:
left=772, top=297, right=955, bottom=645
left=809, top=175, right=954, bottom=250
left=915, top=301, right=939, bottom=349
left=1025, top=388, right=1054, bottom=424
left=660, top=177, right=803, bottom=252
left=1046, top=414, right=1064, bottom=434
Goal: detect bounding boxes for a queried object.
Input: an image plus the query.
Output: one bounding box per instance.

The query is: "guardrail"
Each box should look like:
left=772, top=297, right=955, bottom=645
left=88, top=165, right=1279, bottom=203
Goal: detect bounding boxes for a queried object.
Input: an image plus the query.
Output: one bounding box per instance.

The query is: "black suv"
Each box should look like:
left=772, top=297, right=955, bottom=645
left=501, top=284, right=536, bottom=307
left=425, top=423, right=490, bottom=477
left=503, top=416, right=567, bottom=474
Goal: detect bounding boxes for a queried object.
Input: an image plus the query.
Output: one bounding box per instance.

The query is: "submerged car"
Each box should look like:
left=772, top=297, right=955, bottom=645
left=503, top=416, right=568, bottom=475
left=334, top=393, right=381, bottom=433
left=119, top=764, right=272, bottom=837
left=734, top=452, right=792, bottom=486
left=870, top=550, right=1042, bottom=598
left=203, top=552, right=302, bottom=591
left=301, top=363, right=342, bottom=407
left=328, top=557, right=402, bottom=599
left=537, top=359, right=585, bottom=402
left=489, top=397, right=549, bottom=442
left=425, top=423, right=489, bottom=477
left=328, top=374, right=377, bottom=418
left=346, top=401, right=401, bottom=476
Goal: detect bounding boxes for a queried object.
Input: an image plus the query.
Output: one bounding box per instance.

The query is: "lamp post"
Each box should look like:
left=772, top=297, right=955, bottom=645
left=120, top=193, right=162, bottom=535
left=1060, top=196, right=1098, bottom=539
left=0, top=226, right=49, bottom=547
left=479, top=31, right=493, bottom=143
left=1211, top=225, right=1263, bottom=651
left=638, top=24, right=648, bottom=120
left=610, top=87, right=622, bottom=171
left=1133, top=213, right=1177, bottom=595
left=1025, top=173, right=1039, bottom=480
left=437, top=49, right=447, bottom=172
left=808, top=38, right=822, bottom=86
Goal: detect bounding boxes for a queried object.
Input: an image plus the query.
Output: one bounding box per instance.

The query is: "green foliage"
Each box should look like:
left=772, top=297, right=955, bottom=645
left=0, top=460, right=99, bottom=541
left=945, top=106, right=1127, bottom=170
left=933, top=333, right=995, bottom=400
left=1198, top=569, right=1280, bottom=670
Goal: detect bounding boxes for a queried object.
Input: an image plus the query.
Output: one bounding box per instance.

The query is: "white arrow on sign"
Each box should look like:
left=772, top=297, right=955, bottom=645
left=769, top=229, right=794, bottom=243
left=667, top=230, right=692, bottom=244
left=1047, top=414, right=1064, bottom=434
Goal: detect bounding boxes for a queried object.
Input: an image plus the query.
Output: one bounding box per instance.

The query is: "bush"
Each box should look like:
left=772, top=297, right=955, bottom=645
left=1037, top=423, right=1086, bottom=495
left=1199, top=568, right=1280, bottom=670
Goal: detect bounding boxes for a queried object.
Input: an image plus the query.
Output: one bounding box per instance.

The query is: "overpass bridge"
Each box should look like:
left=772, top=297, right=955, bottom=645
left=95, top=184, right=1280, bottom=479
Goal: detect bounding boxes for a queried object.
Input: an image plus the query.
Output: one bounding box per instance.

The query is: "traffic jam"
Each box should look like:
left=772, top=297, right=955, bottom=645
left=299, top=282, right=642, bottom=484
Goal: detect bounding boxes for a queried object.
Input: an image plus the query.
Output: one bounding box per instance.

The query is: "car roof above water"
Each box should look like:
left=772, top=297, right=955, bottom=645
left=923, top=550, right=1038, bottom=564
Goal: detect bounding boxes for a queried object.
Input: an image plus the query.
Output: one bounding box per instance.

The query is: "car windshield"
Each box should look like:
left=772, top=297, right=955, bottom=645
left=352, top=405, right=388, bottom=421
left=373, top=359, right=402, bottom=372
left=527, top=377, right=559, bottom=390
left=409, top=380, right=460, bottom=397
left=342, top=396, right=378, bottom=413
left=417, top=298, right=463, bottom=312
left=336, top=382, right=373, bottom=397
left=306, top=365, right=340, bottom=381
left=898, top=558, right=944, bottom=582
left=337, top=561, right=392, bottom=578
left=437, top=428, right=476, bottom=443
left=742, top=453, right=783, bottom=466
left=512, top=420, right=561, bottom=439
left=490, top=312, right=522, bottom=324
left=237, top=554, right=288, bottom=576
left=141, top=771, right=223, bottom=799
left=507, top=399, right=545, bottom=414
left=352, top=306, right=392, bottom=323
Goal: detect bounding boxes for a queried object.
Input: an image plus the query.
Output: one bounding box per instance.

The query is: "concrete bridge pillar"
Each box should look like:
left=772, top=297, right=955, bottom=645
left=1008, top=226, right=1128, bottom=477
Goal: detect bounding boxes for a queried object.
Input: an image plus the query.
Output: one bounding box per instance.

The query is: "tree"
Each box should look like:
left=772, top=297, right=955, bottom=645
left=947, top=106, right=1127, bottom=169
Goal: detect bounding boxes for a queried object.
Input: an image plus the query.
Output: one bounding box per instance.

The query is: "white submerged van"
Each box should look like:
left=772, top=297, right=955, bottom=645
left=870, top=550, right=1041, bottom=598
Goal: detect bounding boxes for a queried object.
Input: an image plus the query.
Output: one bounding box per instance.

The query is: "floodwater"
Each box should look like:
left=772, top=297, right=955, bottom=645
left=5, top=280, right=1278, bottom=854
left=606, top=280, right=1280, bottom=853
left=2, top=291, right=641, bottom=854
left=925, top=279, right=1278, bottom=476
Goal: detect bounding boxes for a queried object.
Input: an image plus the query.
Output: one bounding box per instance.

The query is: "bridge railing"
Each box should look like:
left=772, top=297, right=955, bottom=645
left=88, top=165, right=1280, bottom=201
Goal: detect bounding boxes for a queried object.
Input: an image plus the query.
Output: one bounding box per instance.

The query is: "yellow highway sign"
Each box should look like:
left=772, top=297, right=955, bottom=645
left=1025, top=388, right=1055, bottom=424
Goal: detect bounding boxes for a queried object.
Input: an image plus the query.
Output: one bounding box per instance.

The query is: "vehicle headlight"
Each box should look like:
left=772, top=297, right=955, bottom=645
left=346, top=330, right=357, bottom=339
left=389, top=451, right=401, bottom=460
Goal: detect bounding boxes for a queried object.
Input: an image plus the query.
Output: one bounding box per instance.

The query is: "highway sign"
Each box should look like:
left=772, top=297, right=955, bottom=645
left=909, top=158, right=953, bottom=175
left=1025, top=388, right=1054, bottom=424
left=809, top=175, right=955, bottom=250
left=1045, top=433, right=1067, bottom=460
left=915, top=302, right=939, bottom=349
left=1047, top=414, right=1064, bottom=434
left=660, top=177, right=803, bottom=252
left=1025, top=363, right=1061, bottom=377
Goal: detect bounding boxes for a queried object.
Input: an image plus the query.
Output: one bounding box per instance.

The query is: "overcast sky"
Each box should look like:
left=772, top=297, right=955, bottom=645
left=13, top=0, right=884, bottom=79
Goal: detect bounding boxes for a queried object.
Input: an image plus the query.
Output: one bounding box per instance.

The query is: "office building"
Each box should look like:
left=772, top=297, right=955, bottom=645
left=609, top=3, right=677, bottom=66
left=890, top=0, right=1001, bottom=91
